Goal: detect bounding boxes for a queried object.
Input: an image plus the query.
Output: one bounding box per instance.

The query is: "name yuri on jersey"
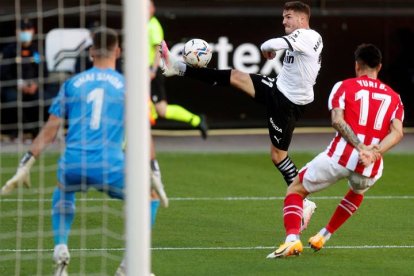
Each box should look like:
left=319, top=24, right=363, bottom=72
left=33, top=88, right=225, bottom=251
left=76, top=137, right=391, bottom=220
left=74, top=72, right=124, bottom=89
left=356, top=79, right=387, bottom=91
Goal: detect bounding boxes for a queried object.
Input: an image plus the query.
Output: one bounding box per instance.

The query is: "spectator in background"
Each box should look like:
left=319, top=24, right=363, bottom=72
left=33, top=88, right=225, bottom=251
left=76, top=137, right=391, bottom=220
left=0, top=18, right=48, bottom=140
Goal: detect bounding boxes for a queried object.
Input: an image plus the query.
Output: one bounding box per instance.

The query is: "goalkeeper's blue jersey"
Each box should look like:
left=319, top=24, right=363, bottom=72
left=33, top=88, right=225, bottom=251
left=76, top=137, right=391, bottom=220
left=49, top=67, right=125, bottom=172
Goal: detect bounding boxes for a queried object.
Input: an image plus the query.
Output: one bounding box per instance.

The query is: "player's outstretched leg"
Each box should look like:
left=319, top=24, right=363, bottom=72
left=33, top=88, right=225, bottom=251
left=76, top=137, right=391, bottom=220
left=53, top=244, right=70, bottom=276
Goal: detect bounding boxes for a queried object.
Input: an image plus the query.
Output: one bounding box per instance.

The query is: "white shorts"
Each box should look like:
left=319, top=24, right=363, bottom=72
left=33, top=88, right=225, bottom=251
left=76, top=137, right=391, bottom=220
left=300, top=152, right=381, bottom=194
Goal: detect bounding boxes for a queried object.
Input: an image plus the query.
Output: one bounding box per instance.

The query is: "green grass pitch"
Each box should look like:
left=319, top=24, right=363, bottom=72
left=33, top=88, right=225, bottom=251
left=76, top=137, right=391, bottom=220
left=1, top=152, right=414, bottom=275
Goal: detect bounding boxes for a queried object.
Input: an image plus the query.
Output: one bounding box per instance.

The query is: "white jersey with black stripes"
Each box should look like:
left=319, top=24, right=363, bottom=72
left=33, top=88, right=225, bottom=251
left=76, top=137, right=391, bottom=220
left=278, top=28, right=323, bottom=105
left=261, top=28, right=323, bottom=105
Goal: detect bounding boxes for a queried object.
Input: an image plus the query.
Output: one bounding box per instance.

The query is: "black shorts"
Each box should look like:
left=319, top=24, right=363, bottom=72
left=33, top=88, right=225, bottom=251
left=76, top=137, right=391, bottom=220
left=151, top=69, right=167, bottom=103
left=250, top=74, right=306, bottom=151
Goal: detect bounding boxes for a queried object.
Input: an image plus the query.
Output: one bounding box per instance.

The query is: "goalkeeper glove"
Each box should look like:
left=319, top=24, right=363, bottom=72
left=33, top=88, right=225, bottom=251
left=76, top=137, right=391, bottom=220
left=150, top=170, right=169, bottom=208
left=1, top=151, right=36, bottom=195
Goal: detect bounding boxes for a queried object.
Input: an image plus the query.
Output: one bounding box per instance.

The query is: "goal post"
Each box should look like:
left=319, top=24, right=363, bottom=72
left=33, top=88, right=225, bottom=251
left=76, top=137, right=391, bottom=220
left=124, top=0, right=151, bottom=275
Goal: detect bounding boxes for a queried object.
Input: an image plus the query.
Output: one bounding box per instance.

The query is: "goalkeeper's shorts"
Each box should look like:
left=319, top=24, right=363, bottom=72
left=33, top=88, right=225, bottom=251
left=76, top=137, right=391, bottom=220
left=57, top=165, right=124, bottom=200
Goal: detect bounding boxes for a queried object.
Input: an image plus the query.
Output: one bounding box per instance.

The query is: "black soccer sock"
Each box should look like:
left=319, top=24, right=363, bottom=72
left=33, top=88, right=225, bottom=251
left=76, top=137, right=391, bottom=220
left=185, top=67, right=231, bottom=86
left=275, top=156, right=298, bottom=186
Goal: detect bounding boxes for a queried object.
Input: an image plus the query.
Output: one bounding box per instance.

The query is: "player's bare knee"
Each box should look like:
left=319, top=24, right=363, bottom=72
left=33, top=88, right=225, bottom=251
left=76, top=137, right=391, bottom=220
left=348, top=173, right=374, bottom=194
left=287, top=178, right=308, bottom=198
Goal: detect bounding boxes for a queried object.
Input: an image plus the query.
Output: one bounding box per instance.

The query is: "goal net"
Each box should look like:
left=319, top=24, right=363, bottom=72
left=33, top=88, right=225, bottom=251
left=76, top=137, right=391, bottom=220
left=0, top=0, right=149, bottom=275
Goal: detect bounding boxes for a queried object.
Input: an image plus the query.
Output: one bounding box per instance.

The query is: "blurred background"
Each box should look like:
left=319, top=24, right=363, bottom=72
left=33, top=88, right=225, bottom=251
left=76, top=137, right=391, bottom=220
left=1, top=0, right=413, bottom=133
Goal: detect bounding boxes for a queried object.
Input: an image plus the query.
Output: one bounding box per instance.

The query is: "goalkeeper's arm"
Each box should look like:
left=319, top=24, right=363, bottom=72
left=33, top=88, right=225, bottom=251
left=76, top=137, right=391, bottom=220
left=149, top=136, right=168, bottom=207
left=1, top=115, right=62, bottom=195
left=29, top=115, right=62, bottom=157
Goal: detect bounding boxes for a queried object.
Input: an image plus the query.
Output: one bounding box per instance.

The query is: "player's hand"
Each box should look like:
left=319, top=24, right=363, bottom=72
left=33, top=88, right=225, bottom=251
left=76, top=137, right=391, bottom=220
left=262, top=50, right=276, bottom=60
left=358, top=149, right=381, bottom=167
left=1, top=152, right=36, bottom=195
left=150, top=171, right=169, bottom=208
left=358, top=149, right=373, bottom=166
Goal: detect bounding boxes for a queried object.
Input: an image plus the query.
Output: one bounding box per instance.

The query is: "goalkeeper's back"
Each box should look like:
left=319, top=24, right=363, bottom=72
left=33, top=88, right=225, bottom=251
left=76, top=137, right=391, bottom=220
left=48, top=28, right=125, bottom=166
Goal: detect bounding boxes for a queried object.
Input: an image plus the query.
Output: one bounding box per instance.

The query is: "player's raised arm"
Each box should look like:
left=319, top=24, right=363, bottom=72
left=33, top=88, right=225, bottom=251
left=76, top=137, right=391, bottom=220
left=260, top=38, right=289, bottom=60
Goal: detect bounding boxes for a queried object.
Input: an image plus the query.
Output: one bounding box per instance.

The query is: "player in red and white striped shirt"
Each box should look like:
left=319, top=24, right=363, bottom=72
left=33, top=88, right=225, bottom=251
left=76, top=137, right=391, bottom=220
left=267, top=44, right=404, bottom=258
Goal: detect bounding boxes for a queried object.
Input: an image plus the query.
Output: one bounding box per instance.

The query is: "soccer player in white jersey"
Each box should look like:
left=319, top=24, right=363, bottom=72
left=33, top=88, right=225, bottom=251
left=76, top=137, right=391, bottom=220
left=1, top=28, right=125, bottom=275
left=266, top=44, right=404, bottom=258
left=161, top=1, right=322, bottom=231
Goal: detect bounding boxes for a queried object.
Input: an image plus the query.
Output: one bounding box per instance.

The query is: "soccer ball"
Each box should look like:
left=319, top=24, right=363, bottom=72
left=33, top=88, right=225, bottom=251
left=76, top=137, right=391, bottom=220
left=183, top=38, right=212, bottom=68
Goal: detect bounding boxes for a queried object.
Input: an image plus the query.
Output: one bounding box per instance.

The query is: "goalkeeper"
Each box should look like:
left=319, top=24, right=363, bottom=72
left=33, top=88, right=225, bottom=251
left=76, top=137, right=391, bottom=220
left=1, top=27, right=129, bottom=276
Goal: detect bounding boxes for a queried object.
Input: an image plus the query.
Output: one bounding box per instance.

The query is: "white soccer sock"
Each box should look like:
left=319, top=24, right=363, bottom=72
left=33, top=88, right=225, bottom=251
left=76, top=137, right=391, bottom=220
left=53, top=243, right=69, bottom=261
left=285, top=234, right=300, bottom=243
left=318, top=228, right=332, bottom=241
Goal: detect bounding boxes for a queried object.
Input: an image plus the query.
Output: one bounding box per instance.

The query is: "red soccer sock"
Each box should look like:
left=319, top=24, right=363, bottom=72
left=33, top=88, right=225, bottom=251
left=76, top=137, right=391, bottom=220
left=326, top=189, right=364, bottom=234
left=283, top=193, right=303, bottom=236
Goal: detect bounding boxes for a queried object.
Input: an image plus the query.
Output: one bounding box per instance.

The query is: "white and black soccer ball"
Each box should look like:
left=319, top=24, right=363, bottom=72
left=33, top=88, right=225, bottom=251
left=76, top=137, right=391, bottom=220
left=183, top=38, right=212, bottom=68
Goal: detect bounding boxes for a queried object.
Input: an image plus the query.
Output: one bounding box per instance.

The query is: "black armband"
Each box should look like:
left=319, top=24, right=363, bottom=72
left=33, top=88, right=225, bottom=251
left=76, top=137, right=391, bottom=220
left=150, top=159, right=160, bottom=173
left=19, top=151, right=34, bottom=166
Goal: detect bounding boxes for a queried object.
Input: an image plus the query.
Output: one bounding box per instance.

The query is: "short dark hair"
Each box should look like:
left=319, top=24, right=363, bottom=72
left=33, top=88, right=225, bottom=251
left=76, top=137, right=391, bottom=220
left=284, top=1, right=311, bottom=18
left=20, top=18, right=34, bottom=29
left=354, top=43, right=382, bottom=68
left=92, top=27, right=119, bottom=57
